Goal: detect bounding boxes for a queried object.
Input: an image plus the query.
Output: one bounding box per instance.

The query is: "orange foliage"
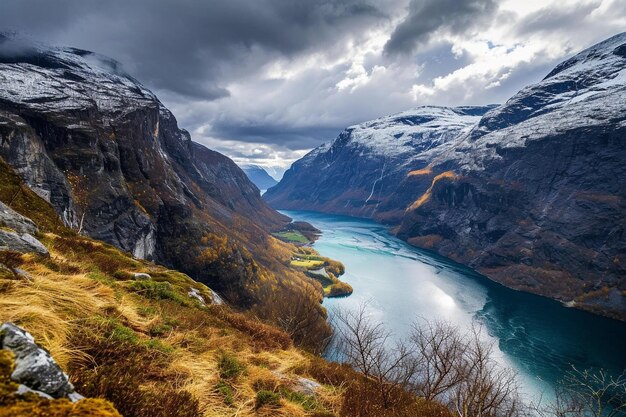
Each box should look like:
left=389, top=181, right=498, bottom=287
left=407, top=166, right=433, bottom=176
left=408, top=171, right=457, bottom=210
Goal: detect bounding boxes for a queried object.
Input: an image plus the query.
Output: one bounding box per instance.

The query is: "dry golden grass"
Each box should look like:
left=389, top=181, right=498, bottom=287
left=0, top=232, right=345, bottom=417
left=407, top=166, right=433, bottom=176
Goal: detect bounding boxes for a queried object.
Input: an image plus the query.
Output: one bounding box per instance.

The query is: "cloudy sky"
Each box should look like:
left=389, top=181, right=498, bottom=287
left=1, top=0, right=625, bottom=177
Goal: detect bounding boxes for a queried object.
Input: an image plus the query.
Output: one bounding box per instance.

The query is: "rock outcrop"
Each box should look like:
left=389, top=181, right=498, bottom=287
left=0, top=322, right=83, bottom=401
left=266, top=32, right=626, bottom=319
left=0, top=201, right=47, bottom=255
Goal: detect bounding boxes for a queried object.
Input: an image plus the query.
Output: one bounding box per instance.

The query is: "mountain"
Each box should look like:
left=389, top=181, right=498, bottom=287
left=0, top=34, right=329, bottom=325
left=0, top=158, right=452, bottom=417
left=240, top=164, right=278, bottom=190
left=265, top=32, right=626, bottom=319
left=264, top=105, right=497, bottom=222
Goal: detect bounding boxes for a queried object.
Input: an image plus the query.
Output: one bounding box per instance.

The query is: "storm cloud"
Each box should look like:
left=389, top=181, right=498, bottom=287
left=384, top=0, right=498, bottom=55
left=0, top=0, right=387, bottom=99
left=1, top=0, right=624, bottom=172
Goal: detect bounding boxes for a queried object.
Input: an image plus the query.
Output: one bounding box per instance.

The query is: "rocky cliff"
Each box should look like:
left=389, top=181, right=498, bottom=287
left=264, top=105, right=496, bottom=223
left=266, top=32, right=626, bottom=319
left=0, top=35, right=313, bottom=309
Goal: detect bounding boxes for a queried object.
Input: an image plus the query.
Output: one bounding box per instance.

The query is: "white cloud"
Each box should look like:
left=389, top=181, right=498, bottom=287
left=155, top=0, right=626, bottom=171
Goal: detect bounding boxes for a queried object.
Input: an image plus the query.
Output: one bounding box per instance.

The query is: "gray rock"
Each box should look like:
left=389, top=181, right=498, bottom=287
left=15, top=384, right=53, bottom=400
left=13, top=268, right=32, bottom=280
left=0, top=230, right=48, bottom=255
left=0, top=201, right=47, bottom=255
left=293, top=377, right=322, bottom=396
left=0, top=322, right=80, bottom=400
left=188, top=287, right=206, bottom=305
left=133, top=272, right=152, bottom=281
left=211, top=290, right=224, bottom=305
left=271, top=370, right=321, bottom=397
left=0, top=201, right=38, bottom=235
left=67, top=391, right=85, bottom=402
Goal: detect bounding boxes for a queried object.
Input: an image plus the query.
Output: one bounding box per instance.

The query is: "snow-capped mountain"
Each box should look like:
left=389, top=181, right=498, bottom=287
left=0, top=34, right=297, bottom=306
left=264, top=105, right=496, bottom=222
left=266, top=32, right=626, bottom=319
left=451, top=32, right=626, bottom=172
left=0, top=34, right=156, bottom=118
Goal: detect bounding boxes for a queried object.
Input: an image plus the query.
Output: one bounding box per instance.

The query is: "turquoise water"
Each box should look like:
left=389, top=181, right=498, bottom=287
left=281, top=210, right=626, bottom=401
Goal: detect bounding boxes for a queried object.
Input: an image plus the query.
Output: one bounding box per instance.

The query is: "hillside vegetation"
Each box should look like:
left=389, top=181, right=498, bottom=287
left=0, top=158, right=452, bottom=416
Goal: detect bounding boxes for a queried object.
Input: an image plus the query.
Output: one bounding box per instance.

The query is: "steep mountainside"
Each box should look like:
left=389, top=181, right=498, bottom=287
left=266, top=32, right=626, bottom=319
left=240, top=164, right=278, bottom=190
left=0, top=35, right=323, bottom=314
left=264, top=105, right=496, bottom=222
left=0, top=143, right=452, bottom=417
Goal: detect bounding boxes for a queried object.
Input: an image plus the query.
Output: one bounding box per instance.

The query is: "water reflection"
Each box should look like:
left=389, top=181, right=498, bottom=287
left=281, top=210, right=626, bottom=401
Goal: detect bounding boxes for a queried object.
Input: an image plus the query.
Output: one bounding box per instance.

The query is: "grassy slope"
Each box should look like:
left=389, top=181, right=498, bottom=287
left=273, top=230, right=310, bottom=244
left=0, top=159, right=449, bottom=417
left=0, top=160, right=341, bottom=416
left=290, top=249, right=353, bottom=297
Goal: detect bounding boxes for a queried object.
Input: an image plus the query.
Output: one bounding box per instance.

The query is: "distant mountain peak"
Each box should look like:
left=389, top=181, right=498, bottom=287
left=240, top=164, right=278, bottom=190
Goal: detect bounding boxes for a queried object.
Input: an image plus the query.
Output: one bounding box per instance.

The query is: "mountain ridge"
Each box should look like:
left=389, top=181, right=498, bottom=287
left=264, top=105, right=497, bottom=223
left=265, top=32, right=626, bottom=320
left=0, top=34, right=331, bottom=330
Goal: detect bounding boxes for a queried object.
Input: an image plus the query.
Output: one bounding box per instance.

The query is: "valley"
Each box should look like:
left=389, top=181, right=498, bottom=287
left=266, top=33, right=626, bottom=321
left=283, top=210, right=626, bottom=403
left=0, top=12, right=624, bottom=417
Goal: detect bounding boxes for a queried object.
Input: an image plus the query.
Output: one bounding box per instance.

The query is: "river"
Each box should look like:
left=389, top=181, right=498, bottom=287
left=281, top=210, right=626, bottom=403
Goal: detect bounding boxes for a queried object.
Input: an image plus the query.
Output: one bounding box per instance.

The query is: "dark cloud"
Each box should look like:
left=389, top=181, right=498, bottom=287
left=384, top=0, right=497, bottom=54
left=0, top=0, right=386, bottom=100
left=1, top=0, right=623, bottom=169
left=209, top=119, right=342, bottom=150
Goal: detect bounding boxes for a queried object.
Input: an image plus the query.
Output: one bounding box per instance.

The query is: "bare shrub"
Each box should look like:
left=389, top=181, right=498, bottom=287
left=254, top=283, right=331, bottom=353
left=448, top=326, right=523, bottom=417
left=331, top=303, right=526, bottom=417
left=407, top=320, right=468, bottom=402
left=535, top=368, right=626, bottom=417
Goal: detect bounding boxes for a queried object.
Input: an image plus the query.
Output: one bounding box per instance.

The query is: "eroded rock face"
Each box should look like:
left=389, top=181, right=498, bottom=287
left=0, top=322, right=83, bottom=401
left=264, top=106, right=496, bottom=223
left=267, top=33, right=626, bottom=319
left=0, top=35, right=291, bottom=306
left=396, top=33, right=626, bottom=319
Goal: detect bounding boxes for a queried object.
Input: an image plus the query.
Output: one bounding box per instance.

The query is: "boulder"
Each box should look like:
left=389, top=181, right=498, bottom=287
left=293, top=377, right=322, bottom=396
left=0, top=201, right=48, bottom=255
left=0, top=201, right=38, bottom=235
left=188, top=287, right=206, bottom=305
left=133, top=272, right=152, bottom=281
left=0, top=230, right=48, bottom=255
left=0, top=322, right=83, bottom=401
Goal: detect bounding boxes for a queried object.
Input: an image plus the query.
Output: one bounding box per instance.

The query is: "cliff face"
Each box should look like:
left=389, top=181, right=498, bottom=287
left=398, top=33, right=626, bottom=318
left=266, top=33, right=626, bottom=319
left=0, top=35, right=301, bottom=307
left=264, top=106, right=496, bottom=223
